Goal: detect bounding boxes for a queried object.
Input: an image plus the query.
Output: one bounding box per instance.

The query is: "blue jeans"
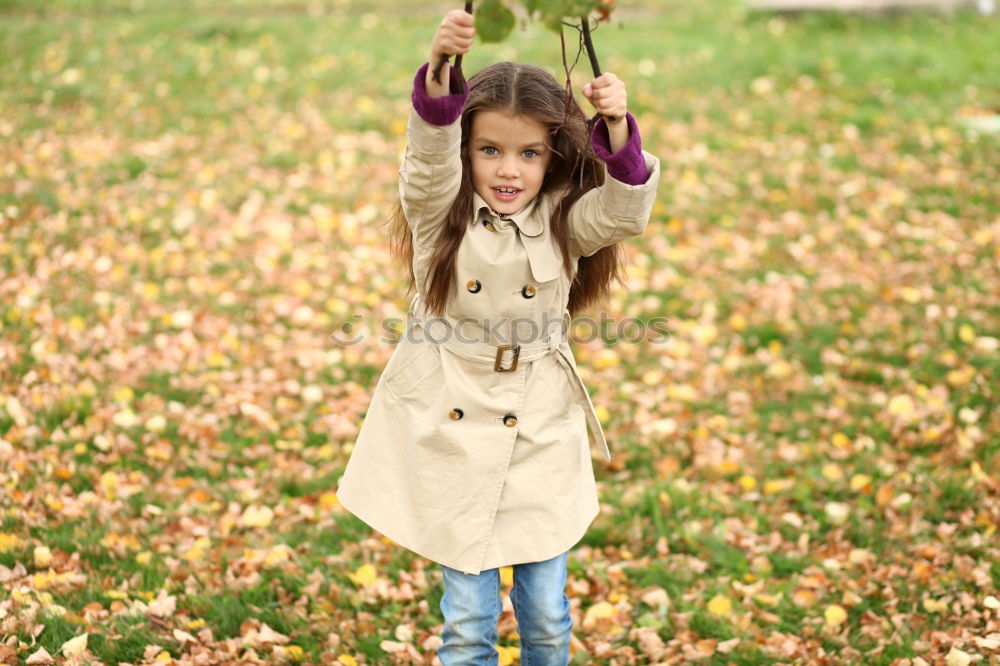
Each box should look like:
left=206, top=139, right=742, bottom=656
left=438, top=550, right=573, bottom=666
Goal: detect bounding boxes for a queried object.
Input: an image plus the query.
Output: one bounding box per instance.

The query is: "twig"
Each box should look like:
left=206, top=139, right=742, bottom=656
left=581, top=16, right=616, bottom=127
left=432, top=2, right=473, bottom=94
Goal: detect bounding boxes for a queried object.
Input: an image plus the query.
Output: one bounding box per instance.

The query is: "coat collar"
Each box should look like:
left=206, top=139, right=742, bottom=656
left=470, top=191, right=562, bottom=283
left=471, top=192, right=544, bottom=237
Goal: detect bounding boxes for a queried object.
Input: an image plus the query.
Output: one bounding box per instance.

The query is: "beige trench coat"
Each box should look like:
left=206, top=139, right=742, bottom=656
left=336, top=106, right=661, bottom=575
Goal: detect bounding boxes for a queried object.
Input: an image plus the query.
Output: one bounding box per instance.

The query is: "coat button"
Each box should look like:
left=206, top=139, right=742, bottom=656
left=521, top=285, right=537, bottom=299
left=467, top=279, right=482, bottom=293
left=449, top=408, right=464, bottom=420
left=503, top=413, right=517, bottom=427
left=482, top=219, right=497, bottom=232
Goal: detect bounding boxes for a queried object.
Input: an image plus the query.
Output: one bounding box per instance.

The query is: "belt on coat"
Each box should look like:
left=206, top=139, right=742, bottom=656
left=406, top=295, right=611, bottom=461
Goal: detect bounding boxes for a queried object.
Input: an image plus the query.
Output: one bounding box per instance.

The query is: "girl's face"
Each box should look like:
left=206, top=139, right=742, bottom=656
left=469, top=110, right=552, bottom=215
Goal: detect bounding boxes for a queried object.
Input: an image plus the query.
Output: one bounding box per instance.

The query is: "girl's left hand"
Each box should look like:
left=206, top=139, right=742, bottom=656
left=582, top=73, right=628, bottom=123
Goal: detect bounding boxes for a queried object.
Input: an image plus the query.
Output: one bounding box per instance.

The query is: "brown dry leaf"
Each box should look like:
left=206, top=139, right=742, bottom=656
left=24, top=648, right=54, bottom=665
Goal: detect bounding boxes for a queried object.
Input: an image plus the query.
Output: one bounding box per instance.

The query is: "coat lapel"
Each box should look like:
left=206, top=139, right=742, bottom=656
left=471, top=192, right=564, bottom=283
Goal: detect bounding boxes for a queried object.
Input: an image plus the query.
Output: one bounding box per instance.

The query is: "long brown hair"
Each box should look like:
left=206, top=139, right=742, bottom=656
left=388, top=61, right=625, bottom=318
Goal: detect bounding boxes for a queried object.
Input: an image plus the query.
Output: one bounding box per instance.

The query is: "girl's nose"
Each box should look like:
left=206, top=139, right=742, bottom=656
left=497, top=156, right=518, bottom=178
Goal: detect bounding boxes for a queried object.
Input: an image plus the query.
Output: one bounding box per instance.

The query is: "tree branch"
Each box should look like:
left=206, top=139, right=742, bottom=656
left=581, top=15, right=616, bottom=127
left=432, top=2, right=474, bottom=95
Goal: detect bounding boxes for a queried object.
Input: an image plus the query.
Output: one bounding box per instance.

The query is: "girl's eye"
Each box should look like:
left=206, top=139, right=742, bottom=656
left=523, top=150, right=538, bottom=158
left=482, top=146, right=498, bottom=155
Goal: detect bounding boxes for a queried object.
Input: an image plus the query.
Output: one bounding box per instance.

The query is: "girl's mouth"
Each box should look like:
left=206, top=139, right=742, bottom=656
left=493, top=187, right=521, bottom=202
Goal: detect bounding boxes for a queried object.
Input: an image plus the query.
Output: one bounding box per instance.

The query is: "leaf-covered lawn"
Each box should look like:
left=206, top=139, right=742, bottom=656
left=1, top=0, right=998, bottom=664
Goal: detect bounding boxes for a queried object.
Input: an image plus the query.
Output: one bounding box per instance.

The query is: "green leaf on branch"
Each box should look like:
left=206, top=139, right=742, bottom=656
left=473, top=0, right=616, bottom=43
left=476, top=0, right=516, bottom=43
left=532, top=0, right=608, bottom=34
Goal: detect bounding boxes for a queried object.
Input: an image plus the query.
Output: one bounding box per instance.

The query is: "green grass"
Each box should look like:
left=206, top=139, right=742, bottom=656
left=1, top=0, right=997, bottom=663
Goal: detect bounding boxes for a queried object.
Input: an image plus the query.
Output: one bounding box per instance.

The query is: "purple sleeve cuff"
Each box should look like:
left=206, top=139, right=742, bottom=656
left=412, top=61, right=468, bottom=126
left=591, top=112, right=648, bottom=185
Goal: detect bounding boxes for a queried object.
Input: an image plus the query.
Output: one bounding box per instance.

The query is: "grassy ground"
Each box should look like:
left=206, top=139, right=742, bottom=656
left=1, top=0, right=999, bottom=664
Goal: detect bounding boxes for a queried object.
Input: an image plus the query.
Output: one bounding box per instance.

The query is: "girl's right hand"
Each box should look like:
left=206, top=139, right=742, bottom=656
left=430, top=9, right=476, bottom=64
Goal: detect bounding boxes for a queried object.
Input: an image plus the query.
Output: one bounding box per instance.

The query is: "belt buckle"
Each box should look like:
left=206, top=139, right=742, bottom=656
left=494, top=345, right=520, bottom=372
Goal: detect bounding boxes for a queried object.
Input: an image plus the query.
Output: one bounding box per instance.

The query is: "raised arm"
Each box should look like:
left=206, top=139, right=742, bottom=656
left=399, top=10, right=474, bottom=249
left=568, top=72, right=661, bottom=257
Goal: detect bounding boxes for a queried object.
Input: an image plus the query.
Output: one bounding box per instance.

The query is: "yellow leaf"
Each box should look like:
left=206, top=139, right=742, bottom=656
left=100, top=471, right=119, bottom=491
left=112, top=386, right=135, bottom=404
left=666, top=383, right=698, bottom=402
left=763, top=479, right=792, bottom=494
left=831, top=432, right=852, bottom=450
left=707, top=595, right=732, bottom=616
left=287, top=646, right=304, bottom=660
left=348, top=564, right=377, bottom=588
left=824, top=604, right=847, bottom=626
left=947, top=366, right=975, bottom=387
left=319, top=492, right=340, bottom=510
left=821, top=464, right=843, bottom=481
left=337, top=655, right=358, bottom=666
left=738, top=475, right=757, bottom=492
left=500, top=566, right=513, bottom=588
left=958, top=324, right=976, bottom=344
left=691, top=323, right=718, bottom=346
left=496, top=645, right=514, bottom=665
left=61, top=633, right=88, bottom=656
left=754, top=593, right=780, bottom=607
left=218, top=513, right=237, bottom=536
left=155, top=651, right=173, bottom=662
left=923, top=598, right=948, bottom=613
left=641, top=369, right=663, bottom=385
left=34, top=546, right=52, bottom=568
left=849, top=474, right=872, bottom=492
left=34, top=570, right=55, bottom=590
left=766, top=359, right=793, bottom=378
left=594, top=349, right=619, bottom=369
left=717, top=460, right=739, bottom=475
left=264, top=545, right=292, bottom=567
left=900, top=287, right=921, bottom=303
left=583, top=601, right=615, bottom=628
left=207, top=351, right=227, bottom=368
left=240, top=504, right=274, bottom=528
left=183, top=537, right=210, bottom=562
left=887, top=394, right=916, bottom=418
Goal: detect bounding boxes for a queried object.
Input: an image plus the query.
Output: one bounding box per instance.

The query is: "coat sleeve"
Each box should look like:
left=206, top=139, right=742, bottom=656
left=566, top=113, right=661, bottom=258
left=400, top=62, right=468, bottom=249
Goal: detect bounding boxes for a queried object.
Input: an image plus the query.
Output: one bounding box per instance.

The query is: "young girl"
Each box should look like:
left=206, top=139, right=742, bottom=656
left=336, top=9, right=660, bottom=665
